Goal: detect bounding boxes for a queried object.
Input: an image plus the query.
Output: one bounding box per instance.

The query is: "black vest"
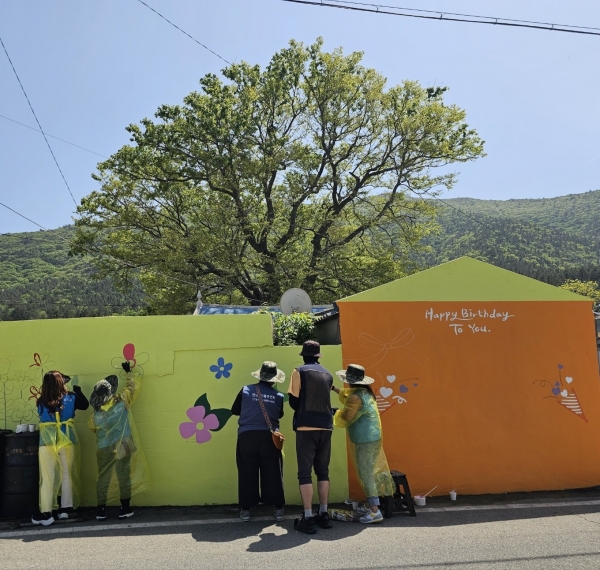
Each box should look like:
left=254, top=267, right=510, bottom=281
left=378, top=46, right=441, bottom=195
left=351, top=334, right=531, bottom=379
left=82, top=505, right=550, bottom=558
left=295, top=363, right=333, bottom=429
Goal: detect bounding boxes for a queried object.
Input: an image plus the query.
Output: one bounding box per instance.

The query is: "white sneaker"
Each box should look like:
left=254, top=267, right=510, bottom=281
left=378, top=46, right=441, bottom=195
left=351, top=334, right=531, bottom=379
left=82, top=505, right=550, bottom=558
left=274, top=508, right=285, bottom=522
left=359, top=510, right=384, bottom=524
left=58, top=512, right=69, bottom=520
left=240, top=509, right=251, bottom=522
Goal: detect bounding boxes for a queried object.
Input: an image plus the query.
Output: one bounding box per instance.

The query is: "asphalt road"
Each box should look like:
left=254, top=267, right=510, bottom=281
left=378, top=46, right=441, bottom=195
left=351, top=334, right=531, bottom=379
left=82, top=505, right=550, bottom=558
left=2, top=502, right=600, bottom=569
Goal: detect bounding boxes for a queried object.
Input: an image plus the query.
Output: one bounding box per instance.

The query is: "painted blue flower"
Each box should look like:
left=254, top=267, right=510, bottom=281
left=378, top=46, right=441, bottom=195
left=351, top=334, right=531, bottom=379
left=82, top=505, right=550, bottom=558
left=210, top=357, right=233, bottom=379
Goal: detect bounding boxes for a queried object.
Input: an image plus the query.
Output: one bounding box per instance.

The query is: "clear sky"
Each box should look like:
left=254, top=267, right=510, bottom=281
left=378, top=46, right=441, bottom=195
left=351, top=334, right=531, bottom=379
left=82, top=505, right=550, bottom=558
left=1, top=0, right=599, bottom=233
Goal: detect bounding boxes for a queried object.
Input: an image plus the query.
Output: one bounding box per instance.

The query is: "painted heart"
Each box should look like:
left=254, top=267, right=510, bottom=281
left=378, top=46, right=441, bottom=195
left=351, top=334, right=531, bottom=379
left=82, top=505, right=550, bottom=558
left=379, top=387, right=393, bottom=398
left=561, top=389, right=569, bottom=398
left=552, top=388, right=560, bottom=396
left=386, top=375, right=396, bottom=383
left=566, top=376, right=573, bottom=384
left=399, top=384, right=409, bottom=393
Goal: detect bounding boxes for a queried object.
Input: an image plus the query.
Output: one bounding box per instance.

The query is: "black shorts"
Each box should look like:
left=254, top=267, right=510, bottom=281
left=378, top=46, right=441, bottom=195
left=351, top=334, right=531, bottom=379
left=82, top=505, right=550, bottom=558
left=296, top=430, right=332, bottom=485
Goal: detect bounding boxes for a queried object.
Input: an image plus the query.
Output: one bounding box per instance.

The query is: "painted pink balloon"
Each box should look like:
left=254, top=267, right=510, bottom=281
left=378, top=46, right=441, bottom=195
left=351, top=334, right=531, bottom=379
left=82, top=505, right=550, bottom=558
left=123, top=343, right=136, bottom=366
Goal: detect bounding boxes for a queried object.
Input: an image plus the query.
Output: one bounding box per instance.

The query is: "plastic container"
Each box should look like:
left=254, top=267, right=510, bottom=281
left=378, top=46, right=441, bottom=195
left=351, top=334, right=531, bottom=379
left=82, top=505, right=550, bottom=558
left=450, top=491, right=457, bottom=501
left=414, top=495, right=426, bottom=506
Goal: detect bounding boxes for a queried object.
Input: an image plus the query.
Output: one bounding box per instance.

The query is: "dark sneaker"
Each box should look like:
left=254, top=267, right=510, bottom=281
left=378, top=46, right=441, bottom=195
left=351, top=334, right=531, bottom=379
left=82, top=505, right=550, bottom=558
left=57, top=507, right=72, bottom=520
left=274, top=508, right=285, bottom=522
left=96, top=506, right=107, bottom=521
left=118, top=506, right=134, bottom=519
left=315, top=511, right=333, bottom=529
left=31, top=512, right=54, bottom=526
left=294, top=516, right=317, bottom=534
left=240, top=509, right=251, bottom=522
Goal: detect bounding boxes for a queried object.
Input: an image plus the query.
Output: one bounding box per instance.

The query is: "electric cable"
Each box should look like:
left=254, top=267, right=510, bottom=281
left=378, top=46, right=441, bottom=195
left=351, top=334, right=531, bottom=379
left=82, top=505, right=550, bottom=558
left=0, top=36, right=78, bottom=206
left=0, top=114, right=107, bottom=158
left=135, top=0, right=231, bottom=64
left=283, top=0, right=600, bottom=37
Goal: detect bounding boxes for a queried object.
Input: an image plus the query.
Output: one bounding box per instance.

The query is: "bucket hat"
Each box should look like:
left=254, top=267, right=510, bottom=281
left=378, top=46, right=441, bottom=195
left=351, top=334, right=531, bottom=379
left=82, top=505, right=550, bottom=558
left=251, top=361, right=286, bottom=383
left=336, top=364, right=374, bottom=385
left=90, top=375, right=119, bottom=408
left=299, top=340, right=321, bottom=358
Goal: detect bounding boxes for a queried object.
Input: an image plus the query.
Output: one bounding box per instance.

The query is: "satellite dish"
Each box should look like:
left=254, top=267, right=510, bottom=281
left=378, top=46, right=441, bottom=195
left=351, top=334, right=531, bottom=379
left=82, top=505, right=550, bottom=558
left=280, top=288, right=312, bottom=315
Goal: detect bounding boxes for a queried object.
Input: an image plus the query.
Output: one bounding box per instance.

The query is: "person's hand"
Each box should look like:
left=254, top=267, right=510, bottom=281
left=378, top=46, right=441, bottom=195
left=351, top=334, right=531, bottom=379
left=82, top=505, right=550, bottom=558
left=122, top=361, right=131, bottom=373
left=331, top=385, right=340, bottom=394
left=331, top=407, right=339, bottom=415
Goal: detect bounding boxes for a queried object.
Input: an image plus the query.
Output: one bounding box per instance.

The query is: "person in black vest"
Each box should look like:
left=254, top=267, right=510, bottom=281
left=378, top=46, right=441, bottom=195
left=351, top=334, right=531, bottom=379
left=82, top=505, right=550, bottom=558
left=288, top=340, right=335, bottom=534
left=231, top=361, right=286, bottom=523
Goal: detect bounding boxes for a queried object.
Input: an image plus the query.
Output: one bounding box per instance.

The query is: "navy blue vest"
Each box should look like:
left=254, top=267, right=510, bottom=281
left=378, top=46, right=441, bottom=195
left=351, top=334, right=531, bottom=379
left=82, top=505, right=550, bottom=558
left=295, top=363, right=333, bottom=429
left=237, top=382, right=284, bottom=434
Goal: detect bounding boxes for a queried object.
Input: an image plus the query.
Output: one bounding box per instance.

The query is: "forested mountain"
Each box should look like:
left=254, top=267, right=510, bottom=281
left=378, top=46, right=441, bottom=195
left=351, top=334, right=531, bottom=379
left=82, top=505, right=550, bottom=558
left=416, top=190, right=600, bottom=286
left=1, top=190, right=599, bottom=320
left=0, top=226, right=144, bottom=321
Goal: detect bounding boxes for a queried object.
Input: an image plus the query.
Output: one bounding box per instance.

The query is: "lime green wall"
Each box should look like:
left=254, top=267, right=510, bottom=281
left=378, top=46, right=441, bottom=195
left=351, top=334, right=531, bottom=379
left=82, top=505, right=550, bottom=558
left=340, top=257, right=591, bottom=302
left=0, top=315, right=347, bottom=506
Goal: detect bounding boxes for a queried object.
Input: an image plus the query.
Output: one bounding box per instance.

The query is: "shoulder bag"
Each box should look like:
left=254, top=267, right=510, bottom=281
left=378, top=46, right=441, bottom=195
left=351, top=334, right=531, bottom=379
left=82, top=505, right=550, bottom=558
left=255, top=385, right=285, bottom=451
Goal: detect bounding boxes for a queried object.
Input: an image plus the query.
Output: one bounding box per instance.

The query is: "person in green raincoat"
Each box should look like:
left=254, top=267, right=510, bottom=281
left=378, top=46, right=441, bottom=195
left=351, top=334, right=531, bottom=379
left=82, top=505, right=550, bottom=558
left=32, top=371, right=89, bottom=526
left=89, top=361, right=150, bottom=521
left=333, top=364, right=395, bottom=524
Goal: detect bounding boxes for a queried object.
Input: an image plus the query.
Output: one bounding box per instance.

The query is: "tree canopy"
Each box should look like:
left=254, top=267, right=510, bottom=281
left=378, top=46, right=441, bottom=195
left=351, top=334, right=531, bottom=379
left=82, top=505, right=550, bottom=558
left=73, top=38, right=484, bottom=311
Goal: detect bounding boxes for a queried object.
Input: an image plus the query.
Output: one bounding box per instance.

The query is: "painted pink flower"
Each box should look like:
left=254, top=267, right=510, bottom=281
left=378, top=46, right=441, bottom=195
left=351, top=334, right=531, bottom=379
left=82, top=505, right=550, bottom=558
left=179, top=406, right=219, bottom=444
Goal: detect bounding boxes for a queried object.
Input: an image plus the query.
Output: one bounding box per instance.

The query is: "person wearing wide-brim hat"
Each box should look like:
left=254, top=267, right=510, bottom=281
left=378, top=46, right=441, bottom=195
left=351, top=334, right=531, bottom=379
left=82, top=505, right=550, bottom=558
left=333, top=364, right=395, bottom=524
left=231, top=361, right=286, bottom=523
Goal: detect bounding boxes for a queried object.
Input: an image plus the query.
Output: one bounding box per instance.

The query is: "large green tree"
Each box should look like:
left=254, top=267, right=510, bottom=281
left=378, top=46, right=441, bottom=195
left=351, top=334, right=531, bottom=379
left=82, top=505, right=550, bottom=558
left=73, top=39, right=484, bottom=311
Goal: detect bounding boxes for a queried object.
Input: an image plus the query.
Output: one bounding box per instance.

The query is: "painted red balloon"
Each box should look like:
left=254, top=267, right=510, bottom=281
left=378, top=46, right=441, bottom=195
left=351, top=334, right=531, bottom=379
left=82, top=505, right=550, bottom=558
left=123, top=343, right=136, bottom=362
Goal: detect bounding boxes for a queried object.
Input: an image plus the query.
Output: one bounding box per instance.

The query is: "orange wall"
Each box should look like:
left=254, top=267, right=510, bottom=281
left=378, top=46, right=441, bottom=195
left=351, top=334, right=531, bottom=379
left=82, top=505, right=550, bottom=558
left=339, top=301, right=600, bottom=497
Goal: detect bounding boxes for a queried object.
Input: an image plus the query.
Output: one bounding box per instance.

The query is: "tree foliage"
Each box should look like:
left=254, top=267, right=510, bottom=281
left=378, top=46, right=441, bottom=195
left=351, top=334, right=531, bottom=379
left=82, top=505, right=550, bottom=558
left=559, top=279, right=600, bottom=308
left=72, top=38, right=484, bottom=311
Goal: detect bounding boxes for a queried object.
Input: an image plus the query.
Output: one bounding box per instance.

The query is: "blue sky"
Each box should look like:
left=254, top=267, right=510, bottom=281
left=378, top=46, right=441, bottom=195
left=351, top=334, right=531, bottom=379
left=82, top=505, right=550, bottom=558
left=1, top=0, right=599, bottom=233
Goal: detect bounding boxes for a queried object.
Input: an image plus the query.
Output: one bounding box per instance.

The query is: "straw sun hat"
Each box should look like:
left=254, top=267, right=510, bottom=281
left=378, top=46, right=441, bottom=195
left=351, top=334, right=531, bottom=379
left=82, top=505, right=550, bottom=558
left=251, top=361, right=286, bottom=383
left=335, top=364, right=374, bottom=385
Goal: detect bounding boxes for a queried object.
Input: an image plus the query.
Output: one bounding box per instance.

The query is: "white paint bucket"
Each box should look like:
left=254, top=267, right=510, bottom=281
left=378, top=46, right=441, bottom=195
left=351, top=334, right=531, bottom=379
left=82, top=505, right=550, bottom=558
left=414, top=495, right=426, bottom=506
left=449, top=491, right=457, bottom=501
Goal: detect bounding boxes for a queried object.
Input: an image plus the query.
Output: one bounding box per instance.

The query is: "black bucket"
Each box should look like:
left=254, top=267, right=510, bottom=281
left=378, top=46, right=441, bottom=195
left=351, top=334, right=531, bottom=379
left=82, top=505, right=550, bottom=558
left=0, top=430, right=13, bottom=514
left=2, top=432, right=39, bottom=519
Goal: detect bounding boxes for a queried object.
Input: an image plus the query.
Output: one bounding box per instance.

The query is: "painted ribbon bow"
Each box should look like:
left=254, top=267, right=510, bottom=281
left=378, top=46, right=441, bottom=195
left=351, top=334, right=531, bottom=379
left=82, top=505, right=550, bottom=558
left=357, top=329, right=426, bottom=367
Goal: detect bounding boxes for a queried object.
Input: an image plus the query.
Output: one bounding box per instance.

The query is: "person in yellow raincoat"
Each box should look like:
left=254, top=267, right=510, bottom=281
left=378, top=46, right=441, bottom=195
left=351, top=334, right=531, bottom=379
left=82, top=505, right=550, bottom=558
left=333, top=364, right=395, bottom=524
left=32, top=371, right=89, bottom=526
left=89, top=361, right=150, bottom=520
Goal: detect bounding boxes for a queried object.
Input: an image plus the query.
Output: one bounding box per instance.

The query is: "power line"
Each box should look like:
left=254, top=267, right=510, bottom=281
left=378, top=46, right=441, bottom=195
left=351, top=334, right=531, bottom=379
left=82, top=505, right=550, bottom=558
left=0, top=114, right=108, bottom=158
left=0, top=36, right=78, bottom=206
left=283, top=0, right=600, bottom=37
left=135, top=0, right=231, bottom=64
left=0, top=200, right=198, bottom=288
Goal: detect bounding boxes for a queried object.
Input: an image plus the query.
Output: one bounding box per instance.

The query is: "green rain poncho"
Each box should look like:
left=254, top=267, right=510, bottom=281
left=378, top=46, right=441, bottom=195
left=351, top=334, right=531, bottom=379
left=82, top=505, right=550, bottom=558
left=334, top=387, right=395, bottom=499
left=88, top=373, right=151, bottom=504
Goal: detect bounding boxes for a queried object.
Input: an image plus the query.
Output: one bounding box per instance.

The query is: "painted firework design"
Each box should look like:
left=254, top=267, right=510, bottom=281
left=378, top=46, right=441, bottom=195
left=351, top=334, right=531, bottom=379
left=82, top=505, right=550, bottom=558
left=535, top=364, right=587, bottom=422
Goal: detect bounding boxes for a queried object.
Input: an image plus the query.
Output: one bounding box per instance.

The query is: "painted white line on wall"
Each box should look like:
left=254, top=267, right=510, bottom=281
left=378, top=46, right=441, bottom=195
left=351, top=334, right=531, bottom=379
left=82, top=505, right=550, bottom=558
left=2, top=499, right=600, bottom=539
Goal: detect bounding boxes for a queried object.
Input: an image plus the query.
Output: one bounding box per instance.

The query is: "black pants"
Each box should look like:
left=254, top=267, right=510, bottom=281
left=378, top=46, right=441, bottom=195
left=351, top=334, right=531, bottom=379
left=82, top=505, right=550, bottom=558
left=96, top=446, right=131, bottom=505
left=296, top=430, right=332, bottom=485
left=236, top=430, right=284, bottom=509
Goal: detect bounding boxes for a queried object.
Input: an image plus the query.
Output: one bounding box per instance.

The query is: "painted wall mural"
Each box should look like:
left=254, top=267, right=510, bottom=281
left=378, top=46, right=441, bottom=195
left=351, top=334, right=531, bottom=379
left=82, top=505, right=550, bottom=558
left=535, top=364, right=587, bottom=422
left=0, top=315, right=347, bottom=506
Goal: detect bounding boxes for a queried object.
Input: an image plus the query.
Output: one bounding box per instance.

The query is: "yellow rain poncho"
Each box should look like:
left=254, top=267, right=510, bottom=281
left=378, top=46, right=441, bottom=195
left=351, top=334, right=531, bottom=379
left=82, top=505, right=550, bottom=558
left=334, top=387, right=395, bottom=500
left=88, top=373, right=151, bottom=505
left=38, top=393, right=83, bottom=513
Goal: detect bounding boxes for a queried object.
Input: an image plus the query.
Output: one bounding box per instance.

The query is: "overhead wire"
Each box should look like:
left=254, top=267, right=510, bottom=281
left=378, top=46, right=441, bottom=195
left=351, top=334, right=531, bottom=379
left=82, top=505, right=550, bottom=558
left=134, top=0, right=231, bottom=64
left=0, top=36, right=78, bottom=206
left=282, top=0, right=600, bottom=37
left=0, top=114, right=108, bottom=158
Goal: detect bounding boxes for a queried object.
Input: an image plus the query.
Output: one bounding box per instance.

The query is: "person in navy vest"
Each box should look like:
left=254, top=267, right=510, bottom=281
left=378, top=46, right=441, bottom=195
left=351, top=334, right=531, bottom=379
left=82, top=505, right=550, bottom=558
left=231, top=361, right=286, bottom=523
left=287, top=340, right=335, bottom=534
left=32, top=371, right=89, bottom=526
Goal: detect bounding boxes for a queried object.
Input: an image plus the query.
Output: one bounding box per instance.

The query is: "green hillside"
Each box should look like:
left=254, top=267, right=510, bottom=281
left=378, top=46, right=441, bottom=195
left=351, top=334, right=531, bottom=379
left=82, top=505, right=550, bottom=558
left=2, top=190, right=600, bottom=321
left=0, top=226, right=145, bottom=321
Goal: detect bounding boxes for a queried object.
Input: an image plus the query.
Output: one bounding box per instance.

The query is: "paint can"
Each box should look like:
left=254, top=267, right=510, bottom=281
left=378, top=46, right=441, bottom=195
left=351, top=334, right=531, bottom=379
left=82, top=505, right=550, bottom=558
left=414, top=495, right=426, bottom=506
left=28, top=425, right=36, bottom=433
left=449, top=491, right=457, bottom=501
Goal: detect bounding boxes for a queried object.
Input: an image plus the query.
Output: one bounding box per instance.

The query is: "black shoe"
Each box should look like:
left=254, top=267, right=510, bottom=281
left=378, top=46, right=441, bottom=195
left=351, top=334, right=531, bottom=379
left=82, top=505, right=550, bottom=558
left=31, top=512, right=54, bottom=526
left=57, top=507, right=73, bottom=520
left=294, top=516, right=317, bottom=534
left=119, top=506, right=134, bottom=519
left=96, top=506, right=107, bottom=521
left=315, top=511, right=333, bottom=529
